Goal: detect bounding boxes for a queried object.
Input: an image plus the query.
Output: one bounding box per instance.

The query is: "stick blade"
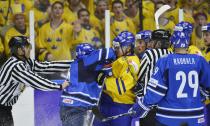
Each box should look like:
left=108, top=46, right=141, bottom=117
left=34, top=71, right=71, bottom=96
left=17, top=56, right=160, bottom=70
left=155, top=5, right=171, bottom=29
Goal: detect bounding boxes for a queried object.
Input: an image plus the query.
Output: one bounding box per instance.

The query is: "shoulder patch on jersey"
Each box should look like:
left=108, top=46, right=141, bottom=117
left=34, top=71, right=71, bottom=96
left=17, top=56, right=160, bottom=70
left=197, top=117, right=205, bottom=124
left=148, top=78, right=158, bottom=88
left=62, top=98, right=74, bottom=104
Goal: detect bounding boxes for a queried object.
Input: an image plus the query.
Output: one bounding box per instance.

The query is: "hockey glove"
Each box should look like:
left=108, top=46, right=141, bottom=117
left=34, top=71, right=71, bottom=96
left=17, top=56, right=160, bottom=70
left=97, top=72, right=106, bottom=86
left=128, top=97, right=150, bottom=118
left=133, top=82, right=144, bottom=97
left=200, top=87, right=210, bottom=102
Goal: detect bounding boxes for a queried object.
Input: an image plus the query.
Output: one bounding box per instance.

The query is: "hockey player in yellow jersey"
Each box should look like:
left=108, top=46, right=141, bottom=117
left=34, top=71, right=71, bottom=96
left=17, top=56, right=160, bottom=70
left=110, top=0, right=136, bottom=42
left=37, top=1, right=73, bottom=61
left=93, top=31, right=140, bottom=126
left=4, top=13, right=29, bottom=57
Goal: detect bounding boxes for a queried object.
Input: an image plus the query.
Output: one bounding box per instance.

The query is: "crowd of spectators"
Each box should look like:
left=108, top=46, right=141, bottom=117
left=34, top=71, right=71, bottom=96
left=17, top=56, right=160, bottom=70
left=0, top=0, right=209, bottom=63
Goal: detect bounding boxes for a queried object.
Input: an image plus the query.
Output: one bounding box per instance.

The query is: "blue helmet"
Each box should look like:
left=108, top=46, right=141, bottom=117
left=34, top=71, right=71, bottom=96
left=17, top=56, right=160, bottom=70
left=170, top=31, right=190, bottom=48
left=174, top=21, right=193, bottom=36
left=113, top=31, right=135, bottom=48
left=202, top=23, right=210, bottom=32
left=135, top=30, right=152, bottom=43
left=76, top=43, right=95, bottom=59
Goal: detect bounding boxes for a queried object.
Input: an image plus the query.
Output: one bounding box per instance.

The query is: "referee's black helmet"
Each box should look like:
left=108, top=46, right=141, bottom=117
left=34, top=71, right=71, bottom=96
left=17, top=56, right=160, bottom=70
left=9, top=36, right=30, bottom=54
left=152, top=29, right=171, bottom=48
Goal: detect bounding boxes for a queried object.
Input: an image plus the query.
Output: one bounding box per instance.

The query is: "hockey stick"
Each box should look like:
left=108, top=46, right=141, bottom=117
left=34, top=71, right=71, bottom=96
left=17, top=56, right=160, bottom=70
left=101, top=110, right=136, bottom=122
left=155, top=5, right=171, bottom=29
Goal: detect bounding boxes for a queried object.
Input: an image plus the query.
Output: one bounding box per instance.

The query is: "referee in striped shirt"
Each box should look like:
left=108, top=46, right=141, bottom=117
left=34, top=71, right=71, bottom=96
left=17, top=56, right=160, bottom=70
left=133, top=29, right=172, bottom=126
left=0, top=36, right=70, bottom=126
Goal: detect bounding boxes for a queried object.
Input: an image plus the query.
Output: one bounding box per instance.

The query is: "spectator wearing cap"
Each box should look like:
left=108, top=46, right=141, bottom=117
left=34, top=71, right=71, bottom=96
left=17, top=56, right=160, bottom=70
left=191, top=12, right=207, bottom=52
left=4, top=12, right=29, bottom=58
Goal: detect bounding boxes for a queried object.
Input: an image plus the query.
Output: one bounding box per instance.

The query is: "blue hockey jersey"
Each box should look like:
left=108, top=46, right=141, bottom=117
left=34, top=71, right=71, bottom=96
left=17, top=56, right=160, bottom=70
left=144, top=54, right=210, bottom=126
left=60, top=48, right=116, bottom=108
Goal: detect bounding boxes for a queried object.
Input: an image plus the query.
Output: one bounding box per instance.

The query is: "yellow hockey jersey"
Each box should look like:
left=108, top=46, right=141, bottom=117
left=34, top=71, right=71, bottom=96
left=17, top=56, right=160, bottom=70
left=104, top=55, right=140, bottom=104
left=37, top=21, right=73, bottom=61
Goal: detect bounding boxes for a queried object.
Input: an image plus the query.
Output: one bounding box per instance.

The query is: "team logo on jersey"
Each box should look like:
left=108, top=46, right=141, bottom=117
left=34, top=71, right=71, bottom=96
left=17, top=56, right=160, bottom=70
left=51, top=45, right=57, bottom=49
left=62, top=98, right=74, bottom=104
left=46, top=38, right=52, bottom=42
left=56, top=38, right=62, bottom=42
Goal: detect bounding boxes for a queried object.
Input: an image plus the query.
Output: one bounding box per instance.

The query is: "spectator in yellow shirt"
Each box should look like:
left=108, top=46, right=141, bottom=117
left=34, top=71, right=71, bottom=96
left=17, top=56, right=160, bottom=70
left=72, top=8, right=101, bottom=50
left=0, top=37, right=5, bottom=66
left=33, top=0, right=51, bottom=29
left=90, top=0, right=109, bottom=41
left=110, top=0, right=136, bottom=41
left=124, top=0, right=155, bottom=31
left=4, top=13, right=29, bottom=57
left=191, top=12, right=207, bottom=52
left=63, top=0, right=86, bottom=25
left=37, top=1, right=73, bottom=61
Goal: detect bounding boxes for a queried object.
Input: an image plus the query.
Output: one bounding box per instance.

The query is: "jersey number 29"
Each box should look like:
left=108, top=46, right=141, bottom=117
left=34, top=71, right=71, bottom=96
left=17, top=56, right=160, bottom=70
left=176, top=71, right=199, bottom=98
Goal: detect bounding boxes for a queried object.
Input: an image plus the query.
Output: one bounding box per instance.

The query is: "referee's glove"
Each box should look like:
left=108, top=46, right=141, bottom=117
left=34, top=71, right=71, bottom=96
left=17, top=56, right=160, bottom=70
left=133, top=82, right=144, bottom=97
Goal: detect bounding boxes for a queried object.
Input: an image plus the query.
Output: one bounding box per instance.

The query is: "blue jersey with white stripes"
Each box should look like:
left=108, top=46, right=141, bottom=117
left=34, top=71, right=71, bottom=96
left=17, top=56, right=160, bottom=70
left=60, top=48, right=116, bottom=108
left=144, top=54, right=210, bottom=126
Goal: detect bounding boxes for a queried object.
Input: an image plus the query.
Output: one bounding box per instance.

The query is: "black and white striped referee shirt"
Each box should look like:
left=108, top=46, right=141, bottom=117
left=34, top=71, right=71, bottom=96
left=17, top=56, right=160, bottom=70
left=137, top=48, right=172, bottom=93
left=0, top=56, right=71, bottom=106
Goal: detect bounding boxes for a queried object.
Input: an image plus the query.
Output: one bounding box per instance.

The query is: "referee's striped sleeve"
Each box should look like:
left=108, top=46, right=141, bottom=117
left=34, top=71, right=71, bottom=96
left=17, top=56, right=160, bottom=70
left=137, top=49, right=172, bottom=85
left=33, top=60, right=73, bottom=73
left=12, top=63, right=62, bottom=91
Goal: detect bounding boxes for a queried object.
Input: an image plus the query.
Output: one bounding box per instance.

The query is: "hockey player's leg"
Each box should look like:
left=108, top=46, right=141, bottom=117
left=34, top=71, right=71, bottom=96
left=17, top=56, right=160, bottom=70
left=60, top=106, right=93, bottom=126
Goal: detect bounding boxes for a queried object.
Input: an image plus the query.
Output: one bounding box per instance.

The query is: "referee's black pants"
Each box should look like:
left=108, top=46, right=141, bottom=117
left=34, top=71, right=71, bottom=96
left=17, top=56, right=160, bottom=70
left=0, top=105, right=14, bottom=126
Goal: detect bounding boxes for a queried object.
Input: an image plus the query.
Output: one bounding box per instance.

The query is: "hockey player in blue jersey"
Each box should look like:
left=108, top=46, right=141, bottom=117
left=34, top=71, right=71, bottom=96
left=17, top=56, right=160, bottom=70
left=129, top=31, right=210, bottom=126
left=59, top=43, right=116, bottom=126
left=135, top=30, right=152, bottom=59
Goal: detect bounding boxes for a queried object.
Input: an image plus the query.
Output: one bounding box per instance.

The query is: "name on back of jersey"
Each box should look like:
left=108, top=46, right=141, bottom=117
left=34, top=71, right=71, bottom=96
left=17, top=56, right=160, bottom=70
left=173, top=58, right=196, bottom=65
